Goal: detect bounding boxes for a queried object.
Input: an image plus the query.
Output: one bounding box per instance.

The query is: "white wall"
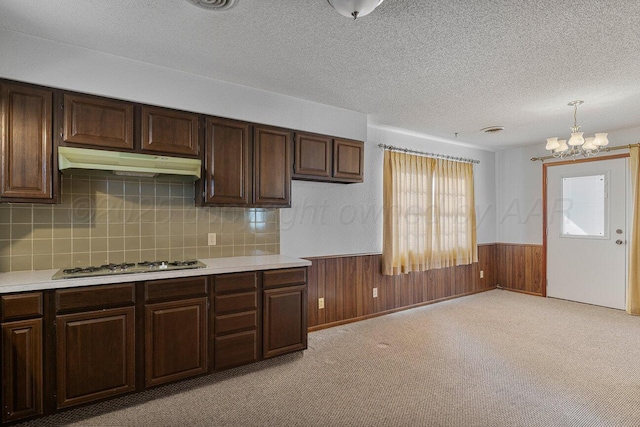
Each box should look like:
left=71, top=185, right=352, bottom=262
left=0, top=29, right=367, bottom=140
left=495, top=126, right=640, bottom=244
left=280, top=126, right=497, bottom=258
left=495, top=144, right=547, bottom=244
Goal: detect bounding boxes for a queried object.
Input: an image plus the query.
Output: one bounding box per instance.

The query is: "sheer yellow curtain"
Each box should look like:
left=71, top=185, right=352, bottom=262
left=432, top=158, right=478, bottom=268
left=382, top=150, right=477, bottom=275
left=382, top=150, right=435, bottom=275
left=628, top=146, right=640, bottom=315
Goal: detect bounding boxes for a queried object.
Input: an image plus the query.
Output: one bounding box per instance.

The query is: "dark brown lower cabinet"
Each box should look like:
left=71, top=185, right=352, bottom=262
left=56, top=307, right=135, bottom=408
left=1, top=318, right=43, bottom=422
left=1, top=268, right=308, bottom=425
left=145, top=298, right=208, bottom=387
left=263, top=284, right=307, bottom=358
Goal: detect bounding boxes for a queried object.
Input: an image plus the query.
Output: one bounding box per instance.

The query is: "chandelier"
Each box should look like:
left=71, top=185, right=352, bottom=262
left=327, top=0, right=384, bottom=20
left=545, top=100, right=609, bottom=158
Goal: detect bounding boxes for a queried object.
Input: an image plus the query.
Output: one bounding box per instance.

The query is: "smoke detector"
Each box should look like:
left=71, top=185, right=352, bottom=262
left=480, top=126, right=505, bottom=134
left=186, top=0, right=238, bottom=11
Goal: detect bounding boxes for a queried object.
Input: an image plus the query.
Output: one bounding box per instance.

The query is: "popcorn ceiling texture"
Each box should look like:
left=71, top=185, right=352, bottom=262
left=2, top=0, right=640, bottom=148
left=0, top=175, right=280, bottom=272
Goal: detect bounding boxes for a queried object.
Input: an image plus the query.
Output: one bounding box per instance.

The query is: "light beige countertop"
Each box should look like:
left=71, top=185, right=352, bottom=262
left=0, top=255, right=311, bottom=294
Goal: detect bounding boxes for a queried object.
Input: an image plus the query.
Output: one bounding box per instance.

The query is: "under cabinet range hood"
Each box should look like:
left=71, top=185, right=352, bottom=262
left=58, top=146, right=201, bottom=180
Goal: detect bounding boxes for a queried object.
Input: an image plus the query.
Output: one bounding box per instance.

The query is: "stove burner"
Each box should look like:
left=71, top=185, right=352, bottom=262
left=138, top=260, right=169, bottom=267
left=101, top=263, right=136, bottom=271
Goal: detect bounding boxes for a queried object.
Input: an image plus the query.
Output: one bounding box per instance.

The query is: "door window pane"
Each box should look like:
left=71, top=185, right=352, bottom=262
left=561, top=174, right=606, bottom=237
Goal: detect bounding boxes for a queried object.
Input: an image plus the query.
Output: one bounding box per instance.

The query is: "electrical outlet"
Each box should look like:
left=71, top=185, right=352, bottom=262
left=480, top=270, right=484, bottom=279
left=318, top=297, right=325, bottom=309
left=373, top=287, right=378, bottom=298
left=207, top=233, right=217, bottom=246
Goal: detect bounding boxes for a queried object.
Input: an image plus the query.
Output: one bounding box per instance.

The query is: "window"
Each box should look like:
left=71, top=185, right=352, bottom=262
left=561, top=173, right=607, bottom=238
left=382, top=150, right=477, bottom=275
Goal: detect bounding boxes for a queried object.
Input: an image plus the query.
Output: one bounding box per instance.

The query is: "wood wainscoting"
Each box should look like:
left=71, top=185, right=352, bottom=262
left=306, top=244, right=497, bottom=331
left=495, top=243, right=544, bottom=296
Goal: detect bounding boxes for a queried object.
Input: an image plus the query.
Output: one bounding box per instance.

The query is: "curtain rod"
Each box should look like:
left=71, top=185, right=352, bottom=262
left=530, top=143, right=640, bottom=162
left=378, top=144, right=480, bottom=164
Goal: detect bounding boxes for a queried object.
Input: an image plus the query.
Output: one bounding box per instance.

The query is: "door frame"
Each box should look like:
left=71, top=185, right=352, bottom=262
left=541, top=153, right=629, bottom=297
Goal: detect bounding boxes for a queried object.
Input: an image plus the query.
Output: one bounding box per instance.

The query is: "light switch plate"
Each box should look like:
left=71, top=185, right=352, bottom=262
left=208, top=233, right=216, bottom=246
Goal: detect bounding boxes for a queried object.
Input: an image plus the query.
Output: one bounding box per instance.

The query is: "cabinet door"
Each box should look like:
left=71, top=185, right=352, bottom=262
left=2, top=319, right=43, bottom=423
left=141, top=106, right=200, bottom=156
left=0, top=82, right=53, bottom=201
left=62, top=93, right=134, bottom=149
left=293, top=132, right=332, bottom=179
left=56, top=307, right=135, bottom=409
left=145, top=297, right=208, bottom=387
left=253, top=125, right=291, bottom=207
left=263, top=285, right=307, bottom=358
left=333, top=139, right=364, bottom=182
left=204, top=117, right=251, bottom=205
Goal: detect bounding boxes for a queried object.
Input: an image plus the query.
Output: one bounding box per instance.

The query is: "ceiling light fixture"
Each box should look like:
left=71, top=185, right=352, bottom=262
left=186, top=0, right=238, bottom=11
left=545, top=100, right=609, bottom=158
left=327, top=0, right=384, bottom=20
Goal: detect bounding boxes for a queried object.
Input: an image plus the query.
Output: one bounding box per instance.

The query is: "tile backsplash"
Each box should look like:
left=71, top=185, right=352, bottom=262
left=0, top=175, right=280, bottom=272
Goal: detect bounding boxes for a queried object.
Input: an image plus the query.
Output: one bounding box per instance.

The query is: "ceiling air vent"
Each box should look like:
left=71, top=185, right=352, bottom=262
left=186, top=0, right=238, bottom=11
left=480, top=126, right=505, bottom=134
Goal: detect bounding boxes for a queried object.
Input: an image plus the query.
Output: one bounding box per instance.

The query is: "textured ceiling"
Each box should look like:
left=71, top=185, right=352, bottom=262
left=1, top=0, right=640, bottom=150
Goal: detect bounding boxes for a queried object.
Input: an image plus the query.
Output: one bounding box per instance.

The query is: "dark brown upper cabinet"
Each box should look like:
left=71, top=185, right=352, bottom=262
left=253, top=125, right=291, bottom=207
left=293, top=132, right=364, bottom=183
left=293, top=132, right=331, bottom=179
left=0, top=81, right=55, bottom=203
left=201, top=121, right=291, bottom=208
left=141, top=106, right=200, bottom=157
left=59, top=93, right=199, bottom=157
left=61, top=93, right=134, bottom=150
left=203, top=117, right=251, bottom=206
left=333, top=138, right=364, bottom=182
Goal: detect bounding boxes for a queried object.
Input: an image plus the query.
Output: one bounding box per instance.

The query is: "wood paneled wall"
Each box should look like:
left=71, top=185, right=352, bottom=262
left=495, top=243, right=544, bottom=296
left=306, top=244, right=497, bottom=331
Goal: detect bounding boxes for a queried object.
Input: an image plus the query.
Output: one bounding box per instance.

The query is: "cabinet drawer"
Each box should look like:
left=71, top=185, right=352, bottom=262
left=1, top=292, right=43, bottom=321
left=214, top=330, right=258, bottom=370
left=55, top=283, right=135, bottom=313
left=215, top=311, right=257, bottom=335
left=214, top=272, right=257, bottom=293
left=262, top=268, right=306, bottom=289
left=214, top=292, right=257, bottom=314
left=144, top=277, right=208, bottom=302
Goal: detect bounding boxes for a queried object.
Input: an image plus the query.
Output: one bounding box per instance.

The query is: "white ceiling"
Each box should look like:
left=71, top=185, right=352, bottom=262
left=1, top=0, right=640, bottom=150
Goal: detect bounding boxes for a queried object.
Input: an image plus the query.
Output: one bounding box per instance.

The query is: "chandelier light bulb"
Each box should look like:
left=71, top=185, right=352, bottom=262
left=582, top=137, right=597, bottom=151
left=545, top=137, right=560, bottom=150
left=555, top=140, right=568, bottom=153
left=593, top=132, right=609, bottom=147
left=568, top=132, right=584, bottom=146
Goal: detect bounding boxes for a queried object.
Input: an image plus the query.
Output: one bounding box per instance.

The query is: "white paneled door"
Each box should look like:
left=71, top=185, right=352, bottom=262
left=546, top=158, right=628, bottom=309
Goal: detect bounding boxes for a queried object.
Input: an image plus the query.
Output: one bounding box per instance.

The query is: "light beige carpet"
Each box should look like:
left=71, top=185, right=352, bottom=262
left=20, top=289, right=640, bottom=427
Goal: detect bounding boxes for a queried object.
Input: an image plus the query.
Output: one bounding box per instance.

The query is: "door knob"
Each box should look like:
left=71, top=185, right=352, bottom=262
left=616, top=239, right=624, bottom=245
